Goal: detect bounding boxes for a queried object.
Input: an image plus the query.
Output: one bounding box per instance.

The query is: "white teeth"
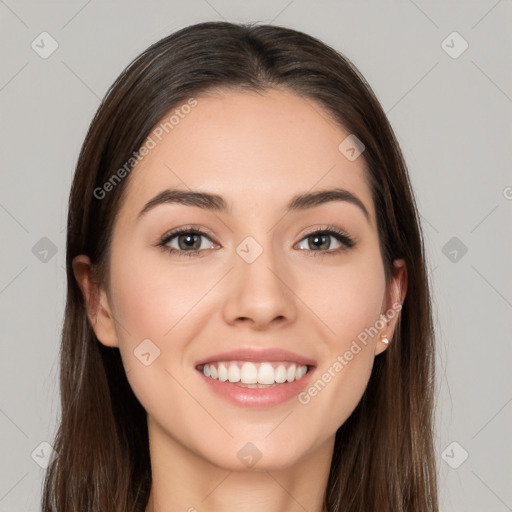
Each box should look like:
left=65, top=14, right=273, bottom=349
left=217, top=362, right=228, bottom=382
left=228, top=364, right=241, bottom=383
left=200, top=361, right=310, bottom=385
left=286, top=363, right=296, bottom=382
left=274, top=364, right=287, bottom=383
left=296, top=365, right=307, bottom=379
left=240, top=362, right=258, bottom=384
left=258, top=363, right=275, bottom=385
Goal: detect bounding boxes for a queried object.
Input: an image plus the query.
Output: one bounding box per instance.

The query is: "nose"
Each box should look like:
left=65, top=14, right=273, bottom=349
left=221, top=244, right=298, bottom=330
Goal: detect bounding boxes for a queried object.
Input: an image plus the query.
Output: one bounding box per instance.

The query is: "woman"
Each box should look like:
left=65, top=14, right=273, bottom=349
left=42, top=21, right=438, bottom=512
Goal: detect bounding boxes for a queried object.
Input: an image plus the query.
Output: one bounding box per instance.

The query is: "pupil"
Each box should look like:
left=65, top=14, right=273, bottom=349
left=179, top=233, right=200, bottom=250
left=310, top=234, right=329, bottom=250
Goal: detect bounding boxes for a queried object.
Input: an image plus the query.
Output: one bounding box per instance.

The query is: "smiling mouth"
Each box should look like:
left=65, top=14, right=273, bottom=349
left=196, top=360, right=313, bottom=387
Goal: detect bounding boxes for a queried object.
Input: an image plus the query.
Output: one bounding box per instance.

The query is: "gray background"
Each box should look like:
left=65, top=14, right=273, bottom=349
left=1, top=1, right=511, bottom=510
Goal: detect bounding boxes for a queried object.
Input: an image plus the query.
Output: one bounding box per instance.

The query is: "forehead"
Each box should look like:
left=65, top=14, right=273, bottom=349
left=119, top=87, right=375, bottom=225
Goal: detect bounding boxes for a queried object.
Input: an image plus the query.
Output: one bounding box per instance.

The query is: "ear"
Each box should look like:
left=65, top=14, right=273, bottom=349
left=374, top=258, right=407, bottom=356
left=72, top=254, right=119, bottom=348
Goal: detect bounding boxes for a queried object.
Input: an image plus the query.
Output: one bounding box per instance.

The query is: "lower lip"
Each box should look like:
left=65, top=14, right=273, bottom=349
left=196, top=367, right=315, bottom=409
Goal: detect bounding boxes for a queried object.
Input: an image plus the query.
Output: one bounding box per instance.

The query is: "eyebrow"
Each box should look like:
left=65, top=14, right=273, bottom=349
left=137, top=187, right=370, bottom=222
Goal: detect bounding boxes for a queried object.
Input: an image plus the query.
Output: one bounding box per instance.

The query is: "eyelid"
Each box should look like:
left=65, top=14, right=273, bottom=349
left=158, top=224, right=218, bottom=244
left=155, top=225, right=219, bottom=259
left=297, top=224, right=355, bottom=246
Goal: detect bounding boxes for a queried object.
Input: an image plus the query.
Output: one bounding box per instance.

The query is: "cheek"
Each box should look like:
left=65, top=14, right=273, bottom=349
left=299, top=252, right=386, bottom=348
left=294, top=254, right=385, bottom=422
left=109, top=247, right=219, bottom=344
left=107, top=247, right=224, bottom=398
left=106, top=254, right=200, bottom=413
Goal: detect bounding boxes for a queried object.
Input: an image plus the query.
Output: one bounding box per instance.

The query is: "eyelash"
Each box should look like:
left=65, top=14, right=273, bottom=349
left=156, top=225, right=356, bottom=258
left=157, top=226, right=217, bottom=259
left=299, top=226, right=356, bottom=256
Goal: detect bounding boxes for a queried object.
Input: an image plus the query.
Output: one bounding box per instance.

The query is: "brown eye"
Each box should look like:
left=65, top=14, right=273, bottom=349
left=174, top=232, right=203, bottom=251
left=304, top=233, right=335, bottom=251
left=296, top=229, right=355, bottom=253
left=158, top=228, right=218, bottom=257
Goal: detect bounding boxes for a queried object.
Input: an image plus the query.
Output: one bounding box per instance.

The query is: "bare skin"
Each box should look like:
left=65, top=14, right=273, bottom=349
left=73, top=87, right=406, bottom=512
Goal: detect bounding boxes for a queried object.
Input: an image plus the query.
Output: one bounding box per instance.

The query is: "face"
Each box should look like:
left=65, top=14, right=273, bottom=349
left=75, top=88, right=406, bottom=472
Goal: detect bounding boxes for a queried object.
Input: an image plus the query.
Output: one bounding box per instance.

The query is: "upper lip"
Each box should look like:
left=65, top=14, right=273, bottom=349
left=194, top=348, right=316, bottom=368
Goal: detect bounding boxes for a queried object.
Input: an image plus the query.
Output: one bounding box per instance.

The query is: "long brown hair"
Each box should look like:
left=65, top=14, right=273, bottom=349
left=42, top=21, right=438, bottom=512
